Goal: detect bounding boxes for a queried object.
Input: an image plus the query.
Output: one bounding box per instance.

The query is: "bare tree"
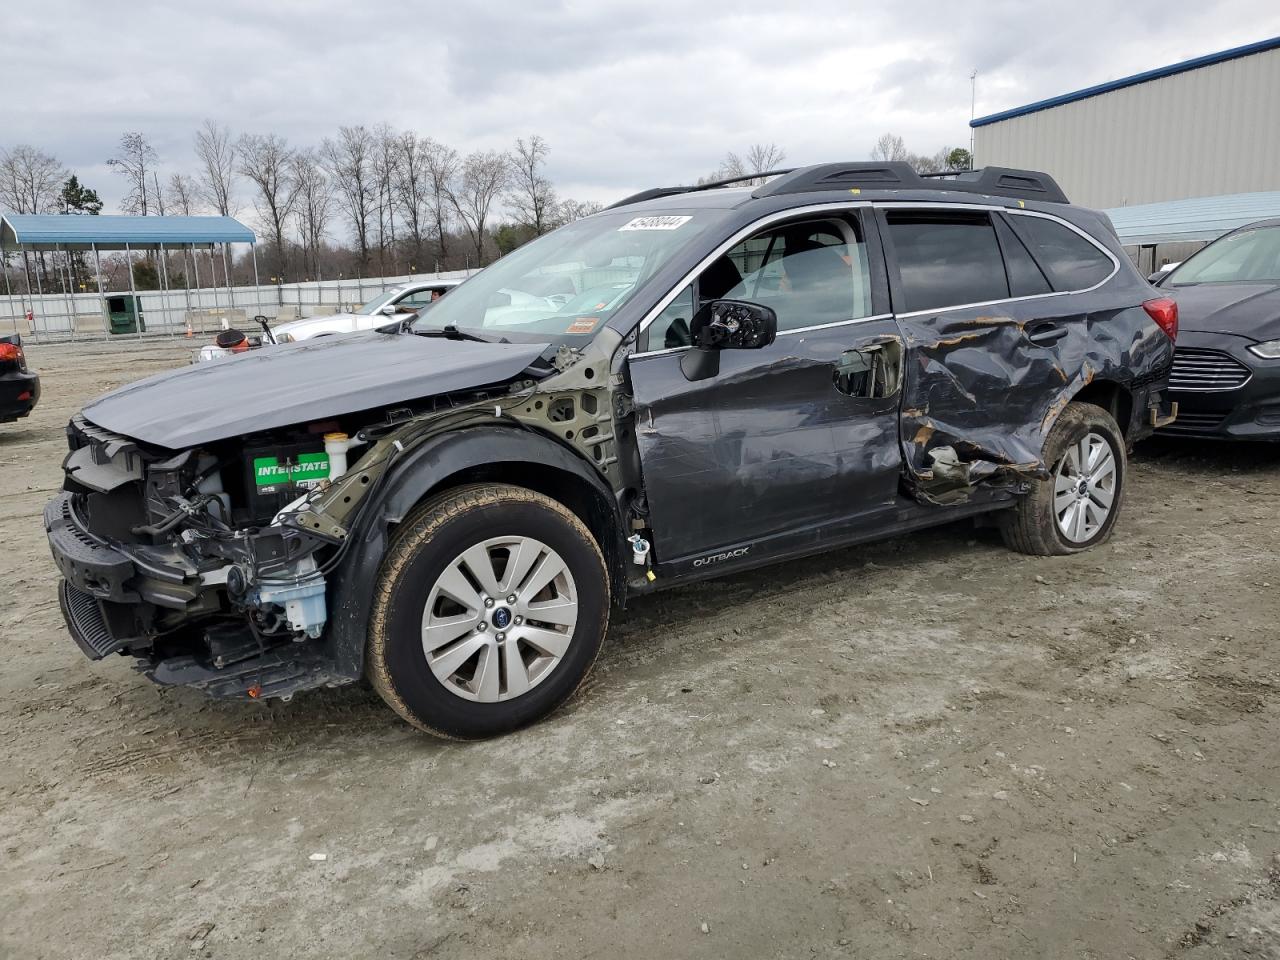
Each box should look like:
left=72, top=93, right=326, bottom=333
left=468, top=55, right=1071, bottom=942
left=447, top=150, right=509, bottom=267
left=554, top=198, right=604, bottom=226
left=912, top=150, right=945, bottom=174
left=507, top=135, right=556, bottom=236
left=0, top=145, right=67, bottom=213
left=0, top=145, right=67, bottom=291
left=744, top=142, right=786, bottom=174
left=371, top=124, right=399, bottom=275
left=151, top=172, right=167, bottom=215
left=321, top=126, right=376, bottom=270
left=107, top=132, right=158, bottom=215
left=392, top=133, right=432, bottom=269
left=194, top=119, right=237, bottom=216
left=424, top=140, right=459, bottom=265
left=238, top=133, right=301, bottom=277
left=870, top=132, right=909, bottom=162
left=168, top=173, right=199, bottom=215
left=292, top=149, right=332, bottom=279
left=701, top=143, right=787, bottom=185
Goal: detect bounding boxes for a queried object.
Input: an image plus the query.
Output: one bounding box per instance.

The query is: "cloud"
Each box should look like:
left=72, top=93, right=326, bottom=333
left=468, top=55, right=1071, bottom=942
left=2, top=0, right=1277, bottom=222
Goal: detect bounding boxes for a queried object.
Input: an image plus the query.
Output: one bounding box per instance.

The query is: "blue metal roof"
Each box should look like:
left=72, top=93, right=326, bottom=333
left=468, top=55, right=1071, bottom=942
left=0, top=213, right=255, bottom=250
left=1104, top=191, right=1280, bottom=247
left=972, top=36, right=1280, bottom=128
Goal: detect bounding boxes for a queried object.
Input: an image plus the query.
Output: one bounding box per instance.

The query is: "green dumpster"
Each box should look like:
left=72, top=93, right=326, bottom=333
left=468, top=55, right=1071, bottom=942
left=105, top=294, right=146, bottom=334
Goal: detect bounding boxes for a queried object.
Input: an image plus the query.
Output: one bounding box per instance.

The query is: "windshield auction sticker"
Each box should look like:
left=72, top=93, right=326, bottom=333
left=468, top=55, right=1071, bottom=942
left=618, top=215, right=692, bottom=231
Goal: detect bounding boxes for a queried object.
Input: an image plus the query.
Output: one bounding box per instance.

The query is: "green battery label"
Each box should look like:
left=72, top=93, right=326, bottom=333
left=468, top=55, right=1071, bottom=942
left=253, top=452, right=330, bottom=493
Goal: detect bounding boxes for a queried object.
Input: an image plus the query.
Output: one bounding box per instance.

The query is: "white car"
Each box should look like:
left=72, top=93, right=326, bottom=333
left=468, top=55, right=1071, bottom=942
left=271, top=279, right=463, bottom=342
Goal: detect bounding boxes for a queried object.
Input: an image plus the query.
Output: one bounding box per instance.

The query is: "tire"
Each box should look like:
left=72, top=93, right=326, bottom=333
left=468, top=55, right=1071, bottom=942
left=367, top=483, right=609, bottom=739
left=1001, top=402, right=1127, bottom=556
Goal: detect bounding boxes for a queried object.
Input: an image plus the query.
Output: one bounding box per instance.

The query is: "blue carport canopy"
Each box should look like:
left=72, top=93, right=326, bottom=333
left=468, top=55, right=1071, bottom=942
left=1104, top=192, right=1280, bottom=247
left=0, top=213, right=255, bottom=251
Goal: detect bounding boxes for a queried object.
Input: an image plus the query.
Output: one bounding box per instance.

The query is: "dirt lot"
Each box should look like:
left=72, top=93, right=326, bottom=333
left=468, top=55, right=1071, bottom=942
left=1, top=339, right=1278, bottom=960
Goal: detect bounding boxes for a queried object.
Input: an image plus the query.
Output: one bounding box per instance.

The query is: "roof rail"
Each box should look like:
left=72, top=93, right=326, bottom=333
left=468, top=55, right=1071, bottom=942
left=610, top=162, right=1070, bottom=210
left=752, top=162, right=922, bottom=198
left=607, top=168, right=794, bottom=210
left=917, top=166, right=1069, bottom=204
left=752, top=161, right=1069, bottom=204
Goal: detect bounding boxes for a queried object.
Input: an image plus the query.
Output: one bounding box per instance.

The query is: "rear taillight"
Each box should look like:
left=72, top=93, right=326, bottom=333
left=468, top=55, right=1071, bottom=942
left=0, top=342, right=23, bottom=365
left=1142, top=297, right=1178, bottom=341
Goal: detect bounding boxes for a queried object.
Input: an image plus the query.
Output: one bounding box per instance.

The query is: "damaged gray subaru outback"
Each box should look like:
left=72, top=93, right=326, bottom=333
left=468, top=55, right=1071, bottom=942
left=47, top=162, right=1178, bottom=738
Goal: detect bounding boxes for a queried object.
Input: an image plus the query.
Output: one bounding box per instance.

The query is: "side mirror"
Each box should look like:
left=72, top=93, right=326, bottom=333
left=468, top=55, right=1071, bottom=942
left=379, top=304, right=398, bottom=316
left=1147, top=270, right=1166, bottom=285
left=680, top=299, right=777, bottom=381
left=691, top=299, right=777, bottom=350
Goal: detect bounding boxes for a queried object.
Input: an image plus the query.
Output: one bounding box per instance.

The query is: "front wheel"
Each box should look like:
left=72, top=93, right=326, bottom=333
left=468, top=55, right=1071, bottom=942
left=1001, top=402, right=1126, bottom=556
left=367, top=484, right=610, bottom=738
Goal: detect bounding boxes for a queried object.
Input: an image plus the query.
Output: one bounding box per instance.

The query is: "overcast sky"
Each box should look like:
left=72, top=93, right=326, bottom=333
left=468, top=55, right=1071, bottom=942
left=4, top=1, right=1279, bottom=219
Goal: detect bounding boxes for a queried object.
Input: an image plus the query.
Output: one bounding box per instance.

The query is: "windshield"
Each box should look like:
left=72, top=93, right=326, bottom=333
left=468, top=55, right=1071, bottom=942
left=356, top=288, right=405, bottom=315
left=1168, top=226, right=1280, bottom=285
left=411, top=210, right=723, bottom=342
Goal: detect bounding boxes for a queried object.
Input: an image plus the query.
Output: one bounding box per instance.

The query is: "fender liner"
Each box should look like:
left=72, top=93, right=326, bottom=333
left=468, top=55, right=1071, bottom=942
left=324, top=424, right=626, bottom=679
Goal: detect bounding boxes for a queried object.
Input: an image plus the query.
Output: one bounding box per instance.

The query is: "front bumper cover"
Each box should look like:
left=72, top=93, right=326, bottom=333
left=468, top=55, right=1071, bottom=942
left=1158, top=330, right=1280, bottom=440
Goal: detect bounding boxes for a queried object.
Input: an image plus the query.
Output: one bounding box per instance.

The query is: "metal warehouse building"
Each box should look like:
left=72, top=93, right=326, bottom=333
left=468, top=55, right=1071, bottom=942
left=971, top=37, right=1280, bottom=211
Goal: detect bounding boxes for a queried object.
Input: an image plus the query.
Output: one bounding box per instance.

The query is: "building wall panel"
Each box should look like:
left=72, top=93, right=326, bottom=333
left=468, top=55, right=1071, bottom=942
left=974, top=48, right=1280, bottom=208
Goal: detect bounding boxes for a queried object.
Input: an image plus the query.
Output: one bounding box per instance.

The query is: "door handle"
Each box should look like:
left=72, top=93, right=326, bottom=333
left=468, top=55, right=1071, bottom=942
left=1028, top=325, right=1068, bottom=345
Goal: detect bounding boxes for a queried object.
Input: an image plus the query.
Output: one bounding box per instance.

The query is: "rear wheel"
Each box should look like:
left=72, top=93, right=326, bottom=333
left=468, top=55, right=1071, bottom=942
left=367, top=484, right=609, bottom=738
left=1001, top=402, right=1126, bottom=556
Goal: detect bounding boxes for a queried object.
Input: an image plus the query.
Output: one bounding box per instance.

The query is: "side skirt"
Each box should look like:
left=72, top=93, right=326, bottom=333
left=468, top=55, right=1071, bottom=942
left=633, top=495, right=1014, bottom=595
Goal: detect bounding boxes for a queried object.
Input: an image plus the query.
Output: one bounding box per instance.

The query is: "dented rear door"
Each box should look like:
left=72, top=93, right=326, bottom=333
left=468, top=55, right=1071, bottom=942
left=878, top=206, right=1093, bottom=502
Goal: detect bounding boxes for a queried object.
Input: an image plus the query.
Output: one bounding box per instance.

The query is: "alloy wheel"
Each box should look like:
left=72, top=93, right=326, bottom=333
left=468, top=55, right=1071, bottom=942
left=1053, top=431, right=1117, bottom=543
left=420, top=536, right=578, bottom=702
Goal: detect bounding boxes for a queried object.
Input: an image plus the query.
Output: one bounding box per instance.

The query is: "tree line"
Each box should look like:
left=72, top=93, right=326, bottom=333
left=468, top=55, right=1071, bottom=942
left=1, top=125, right=603, bottom=291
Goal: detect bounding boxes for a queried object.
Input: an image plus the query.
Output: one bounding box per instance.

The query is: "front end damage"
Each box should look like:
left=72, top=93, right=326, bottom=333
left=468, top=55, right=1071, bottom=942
left=46, top=337, right=628, bottom=702
left=47, top=413, right=358, bottom=699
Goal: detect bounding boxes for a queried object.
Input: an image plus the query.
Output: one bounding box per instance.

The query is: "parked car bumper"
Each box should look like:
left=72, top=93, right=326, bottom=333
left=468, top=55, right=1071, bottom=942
left=1158, top=330, right=1280, bottom=440
left=0, top=369, right=40, bottom=422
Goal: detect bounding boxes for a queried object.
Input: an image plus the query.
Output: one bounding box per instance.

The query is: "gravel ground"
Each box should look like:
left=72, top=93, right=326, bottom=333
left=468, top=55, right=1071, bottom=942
left=1, top=340, right=1278, bottom=960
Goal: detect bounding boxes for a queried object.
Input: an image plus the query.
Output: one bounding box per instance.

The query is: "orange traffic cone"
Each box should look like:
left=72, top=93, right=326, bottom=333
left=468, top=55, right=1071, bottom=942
left=185, top=317, right=194, bottom=337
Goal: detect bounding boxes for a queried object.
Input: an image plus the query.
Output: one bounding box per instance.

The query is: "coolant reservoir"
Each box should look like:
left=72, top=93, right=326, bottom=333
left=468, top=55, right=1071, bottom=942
left=324, top=432, right=358, bottom=480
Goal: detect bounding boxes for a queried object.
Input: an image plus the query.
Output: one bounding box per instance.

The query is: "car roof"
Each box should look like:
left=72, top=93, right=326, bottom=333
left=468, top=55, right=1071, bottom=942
left=1227, top=217, right=1280, bottom=233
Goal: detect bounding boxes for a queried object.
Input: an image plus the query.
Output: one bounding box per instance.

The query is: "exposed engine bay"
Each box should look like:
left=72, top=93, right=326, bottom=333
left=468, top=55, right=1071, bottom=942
left=46, top=333, right=627, bottom=701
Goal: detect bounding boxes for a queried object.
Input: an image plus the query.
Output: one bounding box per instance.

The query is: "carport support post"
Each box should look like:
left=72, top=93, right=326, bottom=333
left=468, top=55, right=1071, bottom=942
left=92, top=244, right=108, bottom=336
left=21, top=252, right=35, bottom=338
left=180, top=244, right=193, bottom=330
left=32, top=249, right=45, bottom=343
left=57, top=244, right=76, bottom=341
left=125, top=243, right=141, bottom=341
left=221, top=243, right=233, bottom=323
left=251, top=243, right=263, bottom=323
left=158, top=243, right=175, bottom=338
left=206, top=246, right=220, bottom=330
left=190, top=245, right=203, bottom=334
left=3, top=252, right=18, bottom=335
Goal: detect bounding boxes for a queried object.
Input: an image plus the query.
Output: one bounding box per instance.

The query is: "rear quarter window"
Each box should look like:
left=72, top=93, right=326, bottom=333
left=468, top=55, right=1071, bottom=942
left=1013, top=215, right=1114, bottom=291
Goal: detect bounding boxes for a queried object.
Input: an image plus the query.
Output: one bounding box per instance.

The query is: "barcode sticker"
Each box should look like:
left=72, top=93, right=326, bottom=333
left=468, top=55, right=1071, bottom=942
left=618, top=215, right=692, bottom=232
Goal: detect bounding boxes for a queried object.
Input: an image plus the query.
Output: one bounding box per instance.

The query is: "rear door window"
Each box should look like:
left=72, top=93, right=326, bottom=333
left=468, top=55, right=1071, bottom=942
left=1011, top=214, right=1114, bottom=291
left=885, top=212, right=1009, bottom=312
